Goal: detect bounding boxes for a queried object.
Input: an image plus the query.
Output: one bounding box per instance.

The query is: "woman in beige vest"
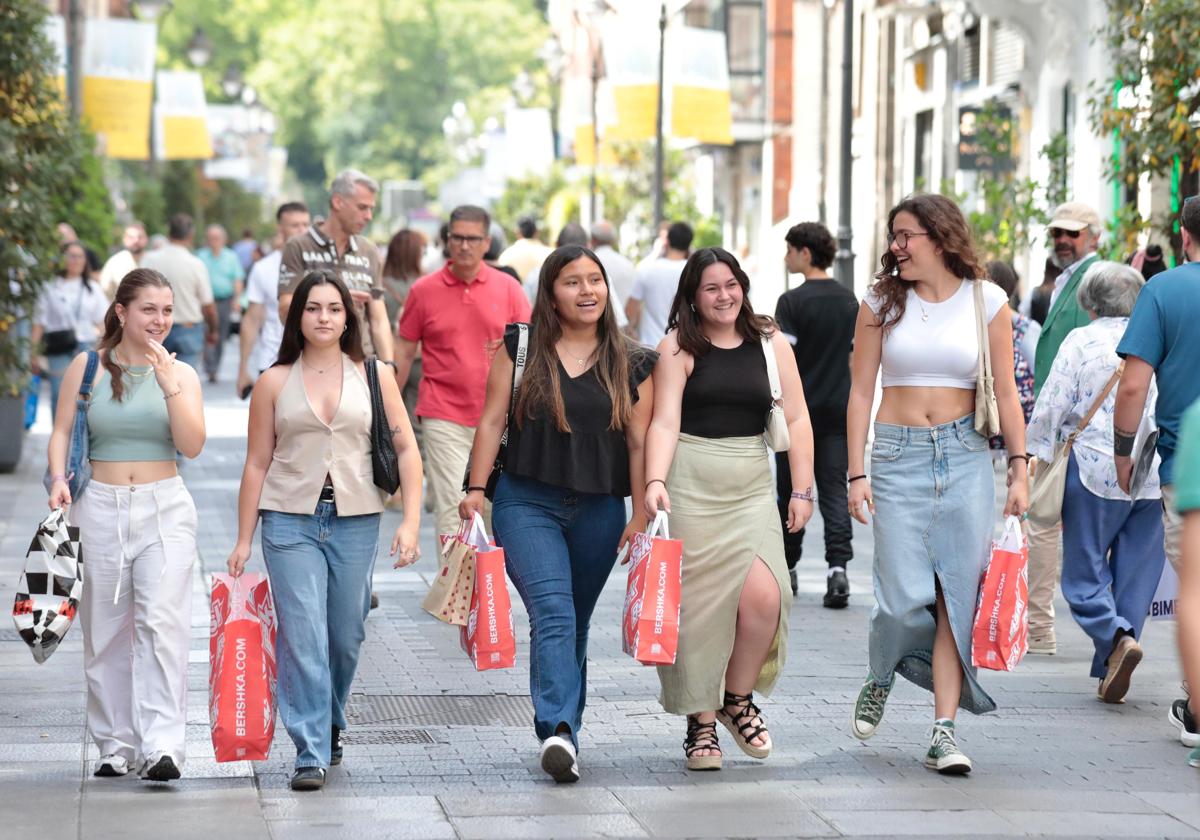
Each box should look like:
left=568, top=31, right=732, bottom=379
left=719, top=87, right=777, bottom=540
left=227, top=270, right=422, bottom=792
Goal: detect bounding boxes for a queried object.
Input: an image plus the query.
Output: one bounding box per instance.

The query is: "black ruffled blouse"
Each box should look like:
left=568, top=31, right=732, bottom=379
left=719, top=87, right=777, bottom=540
left=501, top=323, right=658, bottom=497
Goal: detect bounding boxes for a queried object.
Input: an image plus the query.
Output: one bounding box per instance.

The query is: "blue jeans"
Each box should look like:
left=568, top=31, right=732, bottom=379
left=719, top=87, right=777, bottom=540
left=492, top=473, right=626, bottom=748
left=1061, top=452, right=1166, bottom=678
left=261, top=503, right=380, bottom=769
left=164, top=323, right=205, bottom=372
left=868, top=414, right=997, bottom=714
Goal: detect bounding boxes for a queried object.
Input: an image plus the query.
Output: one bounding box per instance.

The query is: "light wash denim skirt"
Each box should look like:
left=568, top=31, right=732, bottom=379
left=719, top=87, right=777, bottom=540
left=868, top=413, right=996, bottom=714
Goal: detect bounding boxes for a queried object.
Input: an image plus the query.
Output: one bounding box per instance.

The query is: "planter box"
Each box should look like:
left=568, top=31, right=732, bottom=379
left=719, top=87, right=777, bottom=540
left=0, top=396, right=26, bottom=472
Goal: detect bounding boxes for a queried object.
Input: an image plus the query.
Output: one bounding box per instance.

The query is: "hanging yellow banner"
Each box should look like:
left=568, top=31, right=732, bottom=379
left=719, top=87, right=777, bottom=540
left=155, top=71, right=213, bottom=160
left=602, top=23, right=659, bottom=143
left=573, top=123, right=618, bottom=167
left=82, top=19, right=157, bottom=160
left=84, top=77, right=154, bottom=158
left=669, top=27, right=734, bottom=146
left=671, top=86, right=733, bottom=146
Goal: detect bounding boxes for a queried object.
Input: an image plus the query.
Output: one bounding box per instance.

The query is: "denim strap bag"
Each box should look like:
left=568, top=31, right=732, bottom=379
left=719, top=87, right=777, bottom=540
left=42, top=350, right=99, bottom=500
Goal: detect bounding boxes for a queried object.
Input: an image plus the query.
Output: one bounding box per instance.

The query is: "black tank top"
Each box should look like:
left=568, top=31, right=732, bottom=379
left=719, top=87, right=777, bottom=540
left=680, top=340, right=772, bottom=438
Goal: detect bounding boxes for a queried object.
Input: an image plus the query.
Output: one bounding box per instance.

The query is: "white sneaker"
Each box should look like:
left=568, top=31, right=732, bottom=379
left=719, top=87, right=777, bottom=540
left=93, top=754, right=129, bottom=777
left=539, top=735, right=580, bottom=783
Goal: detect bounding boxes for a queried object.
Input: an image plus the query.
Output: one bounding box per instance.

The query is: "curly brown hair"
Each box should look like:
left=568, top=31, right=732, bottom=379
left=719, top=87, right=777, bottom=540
left=869, top=193, right=985, bottom=333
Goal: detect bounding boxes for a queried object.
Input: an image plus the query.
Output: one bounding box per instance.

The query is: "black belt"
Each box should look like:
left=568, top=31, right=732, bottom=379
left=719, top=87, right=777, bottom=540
left=319, top=485, right=335, bottom=503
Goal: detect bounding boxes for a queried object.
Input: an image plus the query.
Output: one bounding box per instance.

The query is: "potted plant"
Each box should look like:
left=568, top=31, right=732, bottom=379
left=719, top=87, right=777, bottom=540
left=1, top=1, right=106, bottom=471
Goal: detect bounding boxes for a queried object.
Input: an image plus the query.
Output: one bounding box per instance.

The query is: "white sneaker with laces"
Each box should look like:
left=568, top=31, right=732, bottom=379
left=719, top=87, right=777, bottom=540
left=539, top=735, right=580, bottom=783
left=93, top=754, right=129, bottom=777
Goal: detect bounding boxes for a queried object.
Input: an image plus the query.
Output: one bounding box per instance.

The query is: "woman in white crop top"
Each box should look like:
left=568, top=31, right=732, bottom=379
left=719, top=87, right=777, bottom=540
left=845, top=194, right=1028, bottom=776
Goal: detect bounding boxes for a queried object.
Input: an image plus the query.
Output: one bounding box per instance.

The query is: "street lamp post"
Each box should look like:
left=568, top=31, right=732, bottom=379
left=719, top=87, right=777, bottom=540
left=833, top=0, right=856, bottom=291
left=652, top=0, right=667, bottom=228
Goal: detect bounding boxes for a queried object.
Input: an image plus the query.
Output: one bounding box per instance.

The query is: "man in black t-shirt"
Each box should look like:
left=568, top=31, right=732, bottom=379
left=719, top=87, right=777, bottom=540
left=775, top=222, right=858, bottom=607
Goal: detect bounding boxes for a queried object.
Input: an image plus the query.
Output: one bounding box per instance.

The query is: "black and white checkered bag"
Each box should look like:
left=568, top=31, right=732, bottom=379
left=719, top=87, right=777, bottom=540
left=12, top=508, right=84, bottom=664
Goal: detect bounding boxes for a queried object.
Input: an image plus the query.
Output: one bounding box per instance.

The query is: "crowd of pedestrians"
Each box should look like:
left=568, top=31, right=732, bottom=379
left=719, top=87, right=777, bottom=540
left=31, top=167, right=1200, bottom=792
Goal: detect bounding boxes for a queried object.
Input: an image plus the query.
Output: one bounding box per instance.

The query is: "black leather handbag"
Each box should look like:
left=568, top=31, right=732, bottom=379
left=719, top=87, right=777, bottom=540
left=363, top=358, right=401, bottom=495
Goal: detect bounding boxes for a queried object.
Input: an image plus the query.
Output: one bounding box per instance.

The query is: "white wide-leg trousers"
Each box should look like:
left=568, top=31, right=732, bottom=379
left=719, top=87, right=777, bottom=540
left=74, top=476, right=197, bottom=769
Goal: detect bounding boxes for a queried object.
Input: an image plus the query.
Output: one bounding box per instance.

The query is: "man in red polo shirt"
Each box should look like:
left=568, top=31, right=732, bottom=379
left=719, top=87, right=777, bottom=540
left=395, top=205, right=531, bottom=538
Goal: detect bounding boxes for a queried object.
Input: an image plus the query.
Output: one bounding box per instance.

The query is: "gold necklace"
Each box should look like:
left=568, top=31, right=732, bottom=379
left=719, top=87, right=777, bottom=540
left=113, top=350, right=153, bottom=378
left=558, top=341, right=596, bottom=367
left=300, top=354, right=338, bottom=374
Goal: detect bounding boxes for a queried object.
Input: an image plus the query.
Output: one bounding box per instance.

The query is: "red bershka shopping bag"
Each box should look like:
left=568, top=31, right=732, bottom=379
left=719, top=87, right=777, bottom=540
left=622, top=511, right=683, bottom=665
left=209, top=573, right=278, bottom=761
left=972, top=516, right=1029, bottom=671
left=459, top=516, right=517, bottom=671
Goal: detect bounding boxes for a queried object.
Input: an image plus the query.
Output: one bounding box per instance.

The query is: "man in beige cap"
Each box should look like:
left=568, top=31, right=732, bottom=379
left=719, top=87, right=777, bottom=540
left=1028, top=200, right=1102, bottom=655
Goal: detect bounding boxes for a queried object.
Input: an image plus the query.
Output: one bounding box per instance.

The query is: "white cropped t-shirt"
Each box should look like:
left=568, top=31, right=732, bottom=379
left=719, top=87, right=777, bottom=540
left=864, top=279, right=1008, bottom=389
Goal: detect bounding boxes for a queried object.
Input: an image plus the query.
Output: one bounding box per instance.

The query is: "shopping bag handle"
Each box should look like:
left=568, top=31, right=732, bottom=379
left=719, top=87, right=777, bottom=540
left=460, top=512, right=491, bottom=551
left=999, top=515, right=1024, bottom=552
left=645, top=509, right=670, bottom=541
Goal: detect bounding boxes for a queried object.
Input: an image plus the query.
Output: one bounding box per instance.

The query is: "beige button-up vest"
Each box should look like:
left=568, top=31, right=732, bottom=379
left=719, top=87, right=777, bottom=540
left=258, top=355, right=385, bottom=516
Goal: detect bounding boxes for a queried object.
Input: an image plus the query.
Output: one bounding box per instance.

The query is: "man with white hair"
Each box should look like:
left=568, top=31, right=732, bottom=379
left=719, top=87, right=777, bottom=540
left=589, top=220, right=635, bottom=304
left=99, top=221, right=148, bottom=300
left=1027, top=200, right=1102, bottom=656
left=278, top=169, right=392, bottom=362
left=198, top=223, right=245, bottom=383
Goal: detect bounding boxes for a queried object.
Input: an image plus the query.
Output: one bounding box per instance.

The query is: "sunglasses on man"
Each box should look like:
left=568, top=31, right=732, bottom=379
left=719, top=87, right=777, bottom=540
left=1049, top=228, right=1082, bottom=240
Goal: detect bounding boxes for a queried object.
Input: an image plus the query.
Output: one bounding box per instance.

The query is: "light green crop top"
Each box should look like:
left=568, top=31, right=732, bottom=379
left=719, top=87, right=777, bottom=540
left=88, top=367, right=177, bottom=461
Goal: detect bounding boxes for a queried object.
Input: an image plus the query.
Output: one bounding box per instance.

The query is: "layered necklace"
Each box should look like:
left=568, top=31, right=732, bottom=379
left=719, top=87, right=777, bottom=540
left=113, top=349, right=153, bottom=380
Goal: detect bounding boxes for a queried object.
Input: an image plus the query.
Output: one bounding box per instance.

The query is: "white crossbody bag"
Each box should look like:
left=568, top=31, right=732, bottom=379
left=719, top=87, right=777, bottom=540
left=761, top=336, right=790, bottom=453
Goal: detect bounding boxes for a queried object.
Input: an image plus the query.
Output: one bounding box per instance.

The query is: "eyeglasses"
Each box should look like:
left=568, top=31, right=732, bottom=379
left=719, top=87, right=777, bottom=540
left=1049, top=227, right=1082, bottom=240
left=886, top=230, right=930, bottom=249
left=448, top=233, right=486, bottom=246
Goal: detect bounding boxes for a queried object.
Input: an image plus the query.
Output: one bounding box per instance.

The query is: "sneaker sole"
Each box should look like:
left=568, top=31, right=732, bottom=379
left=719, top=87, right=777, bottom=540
left=925, top=755, right=973, bottom=775
left=1169, top=707, right=1200, bottom=748
left=1100, top=643, right=1143, bottom=703
left=851, top=716, right=877, bottom=741
left=540, top=743, right=579, bottom=783
left=143, top=758, right=180, bottom=782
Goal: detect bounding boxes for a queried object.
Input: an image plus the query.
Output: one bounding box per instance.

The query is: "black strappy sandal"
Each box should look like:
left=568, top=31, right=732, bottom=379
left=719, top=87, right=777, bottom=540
left=684, top=715, right=723, bottom=771
left=716, top=690, right=772, bottom=759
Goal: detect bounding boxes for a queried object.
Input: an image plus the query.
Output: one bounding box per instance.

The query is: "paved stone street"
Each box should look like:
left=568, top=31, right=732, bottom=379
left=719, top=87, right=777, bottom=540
left=2, top=347, right=1199, bottom=839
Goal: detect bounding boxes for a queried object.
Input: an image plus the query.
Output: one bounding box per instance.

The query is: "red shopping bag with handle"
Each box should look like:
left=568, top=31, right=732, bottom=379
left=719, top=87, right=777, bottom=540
left=622, top=510, right=683, bottom=665
left=458, top=516, right=516, bottom=670
left=972, top=516, right=1029, bottom=671
left=209, top=573, right=278, bottom=761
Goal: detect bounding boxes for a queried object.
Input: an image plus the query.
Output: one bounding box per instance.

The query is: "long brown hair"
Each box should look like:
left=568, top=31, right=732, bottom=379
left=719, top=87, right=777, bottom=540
left=870, top=193, right=985, bottom=333
left=667, top=247, right=773, bottom=356
left=514, top=245, right=644, bottom=432
left=274, top=269, right=364, bottom=365
left=383, top=229, right=425, bottom=281
left=97, top=268, right=172, bottom=401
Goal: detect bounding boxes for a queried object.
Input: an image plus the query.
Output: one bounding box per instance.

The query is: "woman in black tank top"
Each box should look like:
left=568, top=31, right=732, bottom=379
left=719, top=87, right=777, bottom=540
left=643, top=247, right=816, bottom=771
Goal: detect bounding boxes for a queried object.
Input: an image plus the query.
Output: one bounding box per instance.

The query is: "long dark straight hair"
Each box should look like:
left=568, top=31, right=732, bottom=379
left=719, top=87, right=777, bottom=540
left=667, top=247, right=773, bottom=356
left=274, top=269, right=364, bottom=366
left=514, top=245, right=643, bottom=432
left=97, top=268, right=172, bottom=401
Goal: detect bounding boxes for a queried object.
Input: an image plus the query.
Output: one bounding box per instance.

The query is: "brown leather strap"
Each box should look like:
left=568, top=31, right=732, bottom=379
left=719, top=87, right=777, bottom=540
left=1065, top=361, right=1125, bottom=448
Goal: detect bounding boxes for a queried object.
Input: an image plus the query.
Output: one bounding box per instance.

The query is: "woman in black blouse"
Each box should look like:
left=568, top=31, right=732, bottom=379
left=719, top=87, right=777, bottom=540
left=461, top=245, right=656, bottom=784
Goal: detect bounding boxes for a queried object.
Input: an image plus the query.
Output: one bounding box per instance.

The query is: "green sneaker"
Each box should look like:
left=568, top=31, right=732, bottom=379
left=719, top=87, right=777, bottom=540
left=924, top=720, right=973, bottom=775
left=1188, top=745, right=1200, bottom=768
left=852, top=677, right=892, bottom=740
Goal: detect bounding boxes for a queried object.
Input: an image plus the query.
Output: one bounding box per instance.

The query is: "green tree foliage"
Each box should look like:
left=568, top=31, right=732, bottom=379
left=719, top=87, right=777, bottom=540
left=50, top=127, right=116, bottom=257
left=158, top=1, right=548, bottom=191
left=0, top=0, right=107, bottom=395
left=1090, top=0, right=1200, bottom=256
